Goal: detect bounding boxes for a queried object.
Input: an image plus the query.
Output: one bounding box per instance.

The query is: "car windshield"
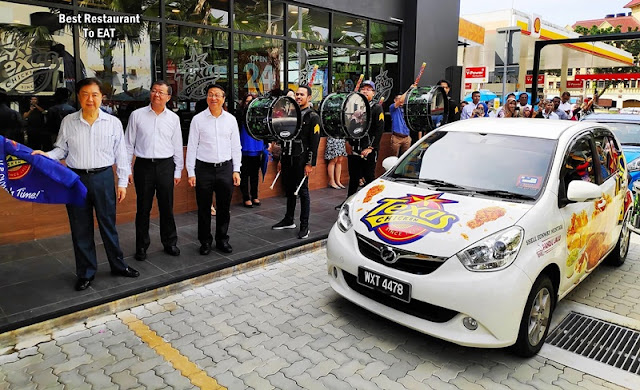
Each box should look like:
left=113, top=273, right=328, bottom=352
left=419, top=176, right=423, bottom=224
left=388, top=131, right=557, bottom=200
left=599, top=122, right=640, bottom=145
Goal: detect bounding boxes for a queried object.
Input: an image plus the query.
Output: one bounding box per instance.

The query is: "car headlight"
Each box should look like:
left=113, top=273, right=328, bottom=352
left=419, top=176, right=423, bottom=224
left=457, top=226, right=524, bottom=272
left=628, top=157, right=640, bottom=172
left=337, top=202, right=353, bottom=232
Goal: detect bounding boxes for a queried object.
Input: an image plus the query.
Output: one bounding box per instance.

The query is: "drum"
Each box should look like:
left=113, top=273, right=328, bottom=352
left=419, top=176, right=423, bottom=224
left=319, top=92, right=370, bottom=139
left=403, top=86, right=449, bottom=133
left=245, top=96, right=301, bottom=141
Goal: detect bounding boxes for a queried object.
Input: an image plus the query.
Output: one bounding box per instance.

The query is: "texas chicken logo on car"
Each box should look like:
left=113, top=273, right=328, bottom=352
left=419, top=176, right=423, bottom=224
left=360, top=192, right=459, bottom=245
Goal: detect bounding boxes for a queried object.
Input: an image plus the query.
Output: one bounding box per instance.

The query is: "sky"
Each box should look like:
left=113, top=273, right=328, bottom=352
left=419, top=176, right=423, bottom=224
left=460, top=0, right=632, bottom=28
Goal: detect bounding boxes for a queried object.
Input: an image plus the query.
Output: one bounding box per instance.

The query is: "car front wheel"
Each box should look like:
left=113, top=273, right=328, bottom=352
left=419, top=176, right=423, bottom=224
left=513, top=274, right=555, bottom=357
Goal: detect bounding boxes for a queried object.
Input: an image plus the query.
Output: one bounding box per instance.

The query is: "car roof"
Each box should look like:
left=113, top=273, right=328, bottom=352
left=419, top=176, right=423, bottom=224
left=440, top=118, right=592, bottom=140
left=582, top=113, right=640, bottom=123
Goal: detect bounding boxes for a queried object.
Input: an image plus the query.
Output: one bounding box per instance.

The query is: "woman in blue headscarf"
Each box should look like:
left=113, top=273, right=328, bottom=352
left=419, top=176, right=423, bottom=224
left=471, top=102, right=489, bottom=118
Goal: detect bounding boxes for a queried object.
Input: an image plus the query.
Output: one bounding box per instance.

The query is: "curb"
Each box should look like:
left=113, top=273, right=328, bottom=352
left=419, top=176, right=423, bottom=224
left=0, top=240, right=327, bottom=352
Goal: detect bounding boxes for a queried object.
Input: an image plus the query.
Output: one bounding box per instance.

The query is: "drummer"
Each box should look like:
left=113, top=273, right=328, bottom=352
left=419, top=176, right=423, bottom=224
left=271, top=85, right=321, bottom=239
left=346, top=80, right=385, bottom=197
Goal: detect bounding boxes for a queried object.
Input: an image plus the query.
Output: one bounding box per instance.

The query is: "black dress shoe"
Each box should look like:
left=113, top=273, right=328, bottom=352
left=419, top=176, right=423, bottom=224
left=164, top=245, right=180, bottom=256
left=216, top=242, right=233, bottom=253
left=111, top=266, right=140, bottom=278
left=200, top=243, right=211, bottom=255
left=75, top=277, right=94, bottom=291
left=134, top=248, right=147, bottom=261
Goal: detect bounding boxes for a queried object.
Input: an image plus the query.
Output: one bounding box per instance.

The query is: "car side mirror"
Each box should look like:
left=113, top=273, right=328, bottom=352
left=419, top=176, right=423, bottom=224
left=566, top=180, right=602, bottom=202
left=382, top=156, right=399, bottom=171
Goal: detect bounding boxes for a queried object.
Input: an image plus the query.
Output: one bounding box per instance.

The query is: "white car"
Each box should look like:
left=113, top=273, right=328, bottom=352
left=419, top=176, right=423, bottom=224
left=327, top=118, right=634, bottom=356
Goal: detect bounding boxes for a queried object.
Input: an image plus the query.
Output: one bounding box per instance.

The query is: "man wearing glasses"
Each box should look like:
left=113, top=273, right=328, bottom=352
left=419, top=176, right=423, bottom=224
left=186, top=84, right=241, bottom=255
left=124, top=80, right=184, bottom=261
left=32, top=78, right=139, bottom=291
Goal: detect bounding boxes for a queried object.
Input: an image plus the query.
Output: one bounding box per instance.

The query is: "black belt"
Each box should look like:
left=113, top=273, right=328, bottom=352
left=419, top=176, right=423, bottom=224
left=198, top=159, right=230, bottom=168
left=392, top=132, right=409, bottom=139
left=137, top=157, right=172, bottom=163
left=70, top=166, right=110, bottom=175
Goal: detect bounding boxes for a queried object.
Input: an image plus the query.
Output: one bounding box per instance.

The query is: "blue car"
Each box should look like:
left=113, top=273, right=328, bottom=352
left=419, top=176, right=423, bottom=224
left=582, top=113, right=640, bottom=189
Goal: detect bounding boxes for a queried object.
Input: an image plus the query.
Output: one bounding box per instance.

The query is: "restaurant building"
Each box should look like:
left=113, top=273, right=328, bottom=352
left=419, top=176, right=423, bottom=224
left=0, top=0, right=460, bottom=244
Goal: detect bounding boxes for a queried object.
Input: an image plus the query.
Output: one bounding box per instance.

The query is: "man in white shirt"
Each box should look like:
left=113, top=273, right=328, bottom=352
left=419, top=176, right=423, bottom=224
left=558, top=91, right=572, bottom=118
left=517, top=93, right=531, bottom=111
left=32, top=78, right=139, bottom=291
left=125, top=80, right=184, bottom=261
left=186, top=84, right=241, bottom=255
left=461, top=90, right=480, bottom=120
left=536, top=100, right=560, bottom=119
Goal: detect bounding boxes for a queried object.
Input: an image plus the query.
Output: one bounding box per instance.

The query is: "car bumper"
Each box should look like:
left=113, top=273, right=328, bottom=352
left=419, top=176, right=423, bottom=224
left=326, top=225, right=534, bottom=348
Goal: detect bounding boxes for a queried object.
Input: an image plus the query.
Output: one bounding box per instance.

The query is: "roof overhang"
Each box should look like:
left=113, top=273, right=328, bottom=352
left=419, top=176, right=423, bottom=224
left=575, top=73, right=640, bottom=80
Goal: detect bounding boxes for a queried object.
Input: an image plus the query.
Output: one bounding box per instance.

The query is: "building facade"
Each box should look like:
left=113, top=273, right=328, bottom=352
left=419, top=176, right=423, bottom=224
left=1, top=0, right=460, bottom=139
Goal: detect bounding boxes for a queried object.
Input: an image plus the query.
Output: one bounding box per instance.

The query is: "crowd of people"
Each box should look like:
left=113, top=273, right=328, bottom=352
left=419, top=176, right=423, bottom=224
left=460, top=90, right=596, bottom=121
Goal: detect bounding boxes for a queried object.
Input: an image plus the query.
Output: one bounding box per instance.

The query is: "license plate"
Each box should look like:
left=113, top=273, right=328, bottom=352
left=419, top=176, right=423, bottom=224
left=357, top=267, right=411, bottom=303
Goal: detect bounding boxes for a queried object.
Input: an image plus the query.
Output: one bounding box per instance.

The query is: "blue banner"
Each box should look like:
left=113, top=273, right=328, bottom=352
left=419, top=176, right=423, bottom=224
left=0, top=136, right=87, bottom=205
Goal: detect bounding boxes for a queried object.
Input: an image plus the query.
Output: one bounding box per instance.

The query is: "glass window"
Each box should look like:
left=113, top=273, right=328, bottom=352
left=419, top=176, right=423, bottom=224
left=568, top=68, right=573, bottom=76
left=165, top=26, right=229, bottom=141
left=556, top=82, right=561, bottom=88
left=75, top=0, right=159, bottom=17
left=0, top=3, right=76, bottom=95
left=332, top=47, right=366, bottom=92
left=390, top=131, right=556, bottom=199
left=78, top=19, right=160, bottom=126
left=632, top=80, right=637, bottom=88
left=369, top=51, right=399, bottom=109
left=562, top=135, right=595, bottom=192
left=287, top=6, right=329, bottom=42
left=333, top=13, right=366, bottom=47
left=234, top=34, right=283, bottom=100
left=288, top=43, right=328, bottom=105
left=166, top=0, right=228, bottom=27
left=234, top=0, right=284, bottom=35
left=594, top=134, right=620, bottom=181
left=370, top=22, right=399, bottom=51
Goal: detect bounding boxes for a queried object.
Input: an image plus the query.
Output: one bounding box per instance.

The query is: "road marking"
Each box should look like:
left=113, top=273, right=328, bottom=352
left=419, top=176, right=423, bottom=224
left=119, top=312, right=225, bottom=390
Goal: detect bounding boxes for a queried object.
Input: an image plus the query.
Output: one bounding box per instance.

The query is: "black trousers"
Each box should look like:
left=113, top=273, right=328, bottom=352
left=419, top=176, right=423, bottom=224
left=347, top=151, right=377, bottom=196
left=66, top=168, right=128, bottom=279
left=240, top=155, right=260, bottom=202
left=195, top=159, right=233, bottom=246
left=133, top=157, right=177, bottom=250
left=281, top=155, right=310, bottom=227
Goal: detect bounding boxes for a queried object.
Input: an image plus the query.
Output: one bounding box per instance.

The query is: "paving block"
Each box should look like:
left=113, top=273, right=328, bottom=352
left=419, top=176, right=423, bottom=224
left=291, top=373, right=327, bottom=390
left=51, top=324, right=88, bottom=340
left=281, top=359, right=314, bottom=378
left=215, top=371, right=247, bottom=390
left=229, top=357, right=265, bottom=377
left=407, top=361, right=440, bottom=382
left=16, top=334, right=51, bottom=350
left=371, top=373, right=407, bottom=390
left=158, top=369, right=195, bottom=390
left=135, top=370, right=167, bottom=390
left=330, top=359, right=366, bottom=381
left=241, top=371, right=275, bottom=390
left=255, top=356, right=290, bottom=377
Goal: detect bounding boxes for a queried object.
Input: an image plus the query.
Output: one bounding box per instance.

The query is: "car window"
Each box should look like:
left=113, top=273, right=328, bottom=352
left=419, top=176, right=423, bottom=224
left=600, top=122, right=640, bottom=145
left=594, top=134, right=616, bottom=181
left=561, top=134, right=595, bottom=193
left=389, top=131, right=557, bottom=199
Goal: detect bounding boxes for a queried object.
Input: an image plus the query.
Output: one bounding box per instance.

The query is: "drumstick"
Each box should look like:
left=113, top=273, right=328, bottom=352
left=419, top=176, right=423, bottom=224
left=401, top=62, right=427, bottom=97
left=294, top=176, right=307, bottom=196
left=270, top=171, right=281, bottom=190
left=308, top=65, right=319, bottom=87
left=354, top=74, right=365, bottom=91
left=378, top=96, right=385, bottom=105
left=413, top=62, right=426, bottom=86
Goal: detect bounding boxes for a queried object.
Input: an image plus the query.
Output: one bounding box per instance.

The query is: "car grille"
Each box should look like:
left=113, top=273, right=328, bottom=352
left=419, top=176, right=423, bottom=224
left=356, top=233, right=448, bottom=275
left=342, top=270, right=458, bottom=323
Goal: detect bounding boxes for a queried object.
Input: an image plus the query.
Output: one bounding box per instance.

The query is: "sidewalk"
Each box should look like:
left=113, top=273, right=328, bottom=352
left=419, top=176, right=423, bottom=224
left=0, top=187, right=347, bottom=334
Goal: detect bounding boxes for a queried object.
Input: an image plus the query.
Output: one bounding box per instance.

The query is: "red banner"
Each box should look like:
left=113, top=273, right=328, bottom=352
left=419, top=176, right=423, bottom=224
left=566, top=80, right=584, bottom=89
left=525, top=74, right=545, bottom=86
left=465, top=83, right=472, bottom=90
left=465, top=67, right=486, bottom=80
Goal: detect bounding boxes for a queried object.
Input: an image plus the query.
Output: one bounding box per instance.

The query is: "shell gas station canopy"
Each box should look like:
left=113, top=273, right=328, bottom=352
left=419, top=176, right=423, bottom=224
left=460, top=9, right=634, bottom=91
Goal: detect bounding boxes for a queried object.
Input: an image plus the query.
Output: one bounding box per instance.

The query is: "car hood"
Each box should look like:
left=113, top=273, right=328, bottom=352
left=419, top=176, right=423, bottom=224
left=622, top=145, right=640, bottom=163
left=350, top=179, right=533, bottom=258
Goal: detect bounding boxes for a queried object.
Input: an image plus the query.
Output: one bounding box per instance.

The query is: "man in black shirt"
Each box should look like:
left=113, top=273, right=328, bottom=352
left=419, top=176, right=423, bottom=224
left=438, top=79, right=459, bottom=124
left=346, top=80, right=384, bottom=197
left=272, top=85, right=321, bottom=239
